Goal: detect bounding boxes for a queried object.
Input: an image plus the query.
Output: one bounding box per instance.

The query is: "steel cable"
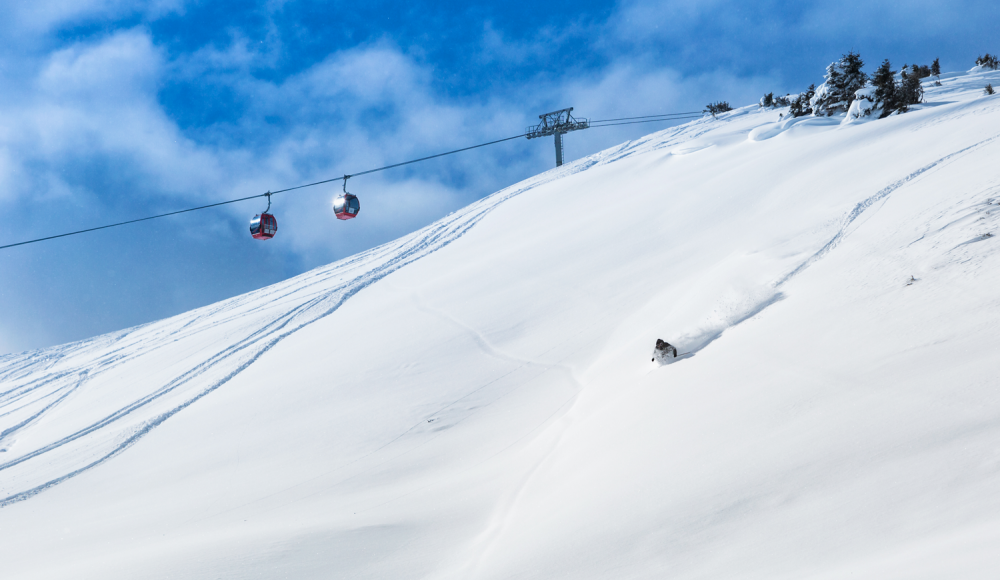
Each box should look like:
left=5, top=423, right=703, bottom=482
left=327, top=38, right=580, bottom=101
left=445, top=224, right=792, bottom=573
left=0, top=135, right=526, bottom=251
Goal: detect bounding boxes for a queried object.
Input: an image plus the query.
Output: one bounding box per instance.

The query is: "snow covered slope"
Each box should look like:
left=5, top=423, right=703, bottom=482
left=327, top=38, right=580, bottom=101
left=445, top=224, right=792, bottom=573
left=2, top=68, right=1000, bottom=579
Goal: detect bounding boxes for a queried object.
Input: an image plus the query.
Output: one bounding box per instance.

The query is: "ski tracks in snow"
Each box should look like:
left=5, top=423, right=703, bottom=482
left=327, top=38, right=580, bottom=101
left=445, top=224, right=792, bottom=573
left=775, top=133, right=1000, bottom=287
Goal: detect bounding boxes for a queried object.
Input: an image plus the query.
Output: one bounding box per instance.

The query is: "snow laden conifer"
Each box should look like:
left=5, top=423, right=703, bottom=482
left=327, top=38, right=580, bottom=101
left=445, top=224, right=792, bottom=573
left=911, top=64, right=931, bottom=79
left=788, top=84, right=815, bottom=118
left=898, top=67, right=924, bottom=110
left=704, top=101, right=733, bottom=117
left=759, top=93, right=791, bottom=109
left=846, top=59, right=896, bottom=121
left=847, top=58, right=925, bottom=122
left=871, top=59, right=898, bottom=118
left=975, top=54, right=999, bottom=70
left=987, top=84, right=996, bottom=96
left=811, top=51, right=868, bottom=116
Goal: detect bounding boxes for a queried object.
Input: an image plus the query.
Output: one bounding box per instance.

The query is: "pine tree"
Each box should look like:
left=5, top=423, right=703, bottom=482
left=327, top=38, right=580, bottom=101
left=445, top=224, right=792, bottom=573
left=760, top=92, right=774, bottom=108
left=811, top=51, right=868, bottom=116
left=840, top=51, right=869, bottom=103
left=864, top=58, right=923, bottom=118
left=976, top=54, right=999, bottom=70
left=789, top=84, right=815, bottom=118
left=898, top=69, right=924, bottom=111
left=871, top=59, right=898, bottom=118
left=931, top=58, right=941, bottom=76
left=987, top=84, right=996, bottom=96
left=788, top=97, right=803, bottom=117
left=704, top=101, right=733, bottom=117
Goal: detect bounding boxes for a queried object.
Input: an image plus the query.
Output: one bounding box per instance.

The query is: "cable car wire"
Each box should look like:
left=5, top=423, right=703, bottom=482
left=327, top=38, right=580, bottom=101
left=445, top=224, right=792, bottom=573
left=590, top=112, right=703, bottom=123
left=589, top=115, right=704, bottom=128
left=0, top=134, right=526, bottom=251
left=0, top=111, right=707, bottom=251
left=262, top=133, right=526, bottom=198
left=0, top=194, right=269, bottom=251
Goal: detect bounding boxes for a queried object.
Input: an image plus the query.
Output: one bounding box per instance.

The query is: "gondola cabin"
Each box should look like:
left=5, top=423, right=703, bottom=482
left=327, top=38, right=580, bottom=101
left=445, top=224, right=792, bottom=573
left=250, top=213, right=277, bottom=240
left=333, top=194, right=360, bottom=220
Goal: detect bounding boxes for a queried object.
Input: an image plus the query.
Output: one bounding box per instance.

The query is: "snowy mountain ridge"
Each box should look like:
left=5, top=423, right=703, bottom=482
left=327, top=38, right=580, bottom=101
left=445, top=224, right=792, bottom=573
left=2, top=66, right=1000, bottom=579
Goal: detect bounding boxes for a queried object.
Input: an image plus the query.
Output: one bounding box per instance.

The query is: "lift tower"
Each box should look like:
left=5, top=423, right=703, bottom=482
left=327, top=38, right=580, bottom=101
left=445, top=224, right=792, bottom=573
left=526, top=107, right=590, bottom=167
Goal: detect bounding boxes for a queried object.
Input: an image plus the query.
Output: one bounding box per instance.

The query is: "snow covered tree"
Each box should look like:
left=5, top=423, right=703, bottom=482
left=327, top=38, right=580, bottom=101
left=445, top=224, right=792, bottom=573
left=987, top=84, right=996, bottom=96
left=788, top=84, right=815, bottom=118
left=848, top=58, right=924, bottom=121
left=898, top=68, right=924, bottom=111
left=810, top=72, right=840, bottom=116
left=931, top=58, right=942, bottom=86
left=788, top=97, right=806, bottom=117
left=976, top=54, right=999, bottom=70
left=704, top=101, right=733, bottom=117
left=846, top=84, right=878, bottom=122
left=870, top=59, right=899, bottom=118
left=758, top=93, right=791, bottom=109
left=840, top=52, right=868, bottom=93
left=911, top=64, right=931, bottom=79
left=811, top=51, right=869, bottom=116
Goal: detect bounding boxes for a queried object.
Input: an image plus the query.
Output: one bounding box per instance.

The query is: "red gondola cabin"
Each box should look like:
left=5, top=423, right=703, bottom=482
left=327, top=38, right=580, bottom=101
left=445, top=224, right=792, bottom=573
left=250, top=213, right=277, bottom=240
left=333, top=194, right=360, bottom=220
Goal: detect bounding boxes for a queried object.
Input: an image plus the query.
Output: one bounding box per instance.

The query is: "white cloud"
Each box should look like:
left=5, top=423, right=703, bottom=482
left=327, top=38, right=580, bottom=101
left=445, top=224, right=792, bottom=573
left=799, top=0, right=984, bottom=41
left=610, top=0, right=729, bottom=41
left=174, top=23, right=285, bottom=79
left=38, top=30, right=162, bottom=106
left=2, top=30, right=226, bottom=206
left=5, top=0, right=187, bottom=36
left=476, top=20, right=571, bottom=67
left=610, top=0, right=1000, bottom=55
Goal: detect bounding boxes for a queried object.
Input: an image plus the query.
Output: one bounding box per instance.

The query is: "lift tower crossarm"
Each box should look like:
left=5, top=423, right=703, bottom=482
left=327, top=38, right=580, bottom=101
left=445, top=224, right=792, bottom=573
left=526, top=107, right=590, bottom=167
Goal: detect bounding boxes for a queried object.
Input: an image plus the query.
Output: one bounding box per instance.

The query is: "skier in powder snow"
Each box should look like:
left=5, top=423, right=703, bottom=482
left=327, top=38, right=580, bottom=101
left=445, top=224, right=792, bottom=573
left=653, top=339, right=678, bottom=362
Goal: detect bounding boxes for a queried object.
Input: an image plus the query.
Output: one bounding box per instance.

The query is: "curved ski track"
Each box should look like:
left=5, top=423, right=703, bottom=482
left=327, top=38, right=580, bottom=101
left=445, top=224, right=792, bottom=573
left=775, top=133, right=1000, bottom=287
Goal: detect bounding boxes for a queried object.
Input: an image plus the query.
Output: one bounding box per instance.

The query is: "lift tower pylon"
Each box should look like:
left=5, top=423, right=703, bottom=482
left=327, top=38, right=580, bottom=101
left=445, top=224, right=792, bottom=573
left=526, top=107, right=590, bottom=167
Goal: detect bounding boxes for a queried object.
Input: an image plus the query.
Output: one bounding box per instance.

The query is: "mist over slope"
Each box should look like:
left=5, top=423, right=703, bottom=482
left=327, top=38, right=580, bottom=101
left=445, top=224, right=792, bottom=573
left=2, top=67, right=1000, bottom=579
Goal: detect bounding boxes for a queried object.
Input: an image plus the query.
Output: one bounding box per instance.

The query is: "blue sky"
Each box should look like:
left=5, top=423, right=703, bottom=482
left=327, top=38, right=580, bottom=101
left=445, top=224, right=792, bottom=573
left=1, top=0, right=997, bottom=353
